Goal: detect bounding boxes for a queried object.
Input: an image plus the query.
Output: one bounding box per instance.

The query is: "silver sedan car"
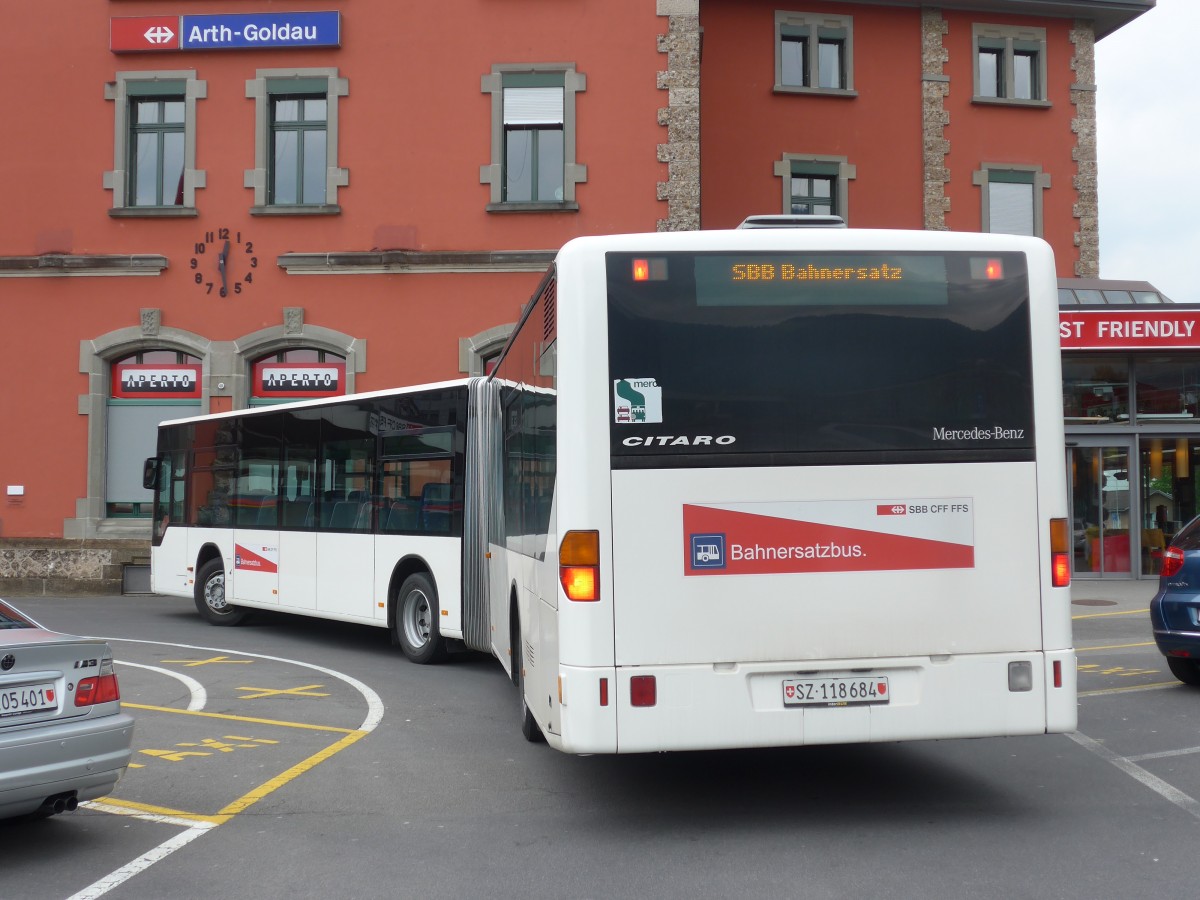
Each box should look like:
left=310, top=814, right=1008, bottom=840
left=0, top=599, right=134, bottom=819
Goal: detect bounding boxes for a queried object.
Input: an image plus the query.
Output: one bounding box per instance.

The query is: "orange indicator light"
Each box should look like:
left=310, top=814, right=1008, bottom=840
left=633, top=259, right=650, bottom=282
left=985, top=259, right=1004, bottom=280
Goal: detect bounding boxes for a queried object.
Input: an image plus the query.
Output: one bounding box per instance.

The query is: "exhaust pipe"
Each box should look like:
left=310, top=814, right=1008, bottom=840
left=39, top=791, right=79, bottom=816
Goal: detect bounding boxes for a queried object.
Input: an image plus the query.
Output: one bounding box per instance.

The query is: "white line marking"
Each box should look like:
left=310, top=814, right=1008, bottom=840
left=116, top=661, right=207, bottom=711
left=80, top=800, right=209, bottom=830
left=1067, top=731, right=1200, bottom=820
left=1127, top=745, right=1200, bottom=763
left=69, top=638, right=384, bottom=898
left=65, top=824, right=213, bottom=900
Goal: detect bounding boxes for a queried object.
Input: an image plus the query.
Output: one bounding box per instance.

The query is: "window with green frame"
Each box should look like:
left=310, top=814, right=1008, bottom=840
left=107, top=349, right=202, bottom=519
left=985, top=169, right=1035, bottom=235
left=973, top=24, right=1047, bottom=104
left=127, top=82, right=186, bottom=208
left=269, top=82, right=328, bottom=206
left=774, top=12, right=854, bottom=95
left=790, top=167, right=837, bottom=216
left=502, top=73, right=565, bottom=203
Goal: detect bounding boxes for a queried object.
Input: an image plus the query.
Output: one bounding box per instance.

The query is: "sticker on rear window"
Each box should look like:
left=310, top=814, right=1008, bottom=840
left=614, top=378, right=663, bottom=424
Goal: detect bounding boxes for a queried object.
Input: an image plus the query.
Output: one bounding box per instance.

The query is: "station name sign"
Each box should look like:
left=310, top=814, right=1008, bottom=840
left=111, top=11, right=341, bottom=53
left=1059, top=309, right=1200, bottom=350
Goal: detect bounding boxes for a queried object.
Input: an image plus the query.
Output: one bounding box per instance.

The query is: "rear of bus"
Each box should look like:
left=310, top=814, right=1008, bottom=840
left=553, top=228, right=1074, bottom=754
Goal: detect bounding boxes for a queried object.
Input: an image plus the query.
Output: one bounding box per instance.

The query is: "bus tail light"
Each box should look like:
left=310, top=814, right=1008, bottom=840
left=560, top=530, right=600, bottom=602
left=1053, top=659, right=1063, bottom=688
left=75, top=660, right=121, bottom=707
left=1161, top=547, right=1185, bottom=578
left=1050, top=518, right=1070, bottom=587
left=630, top=675, right=657, bottom=707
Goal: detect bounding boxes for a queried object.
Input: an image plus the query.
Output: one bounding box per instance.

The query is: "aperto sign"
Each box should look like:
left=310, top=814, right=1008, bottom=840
left=111, top=12, right=341, bottom=53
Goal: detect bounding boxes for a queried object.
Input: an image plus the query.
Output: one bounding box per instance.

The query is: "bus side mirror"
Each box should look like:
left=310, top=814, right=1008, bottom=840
left=143, top=458, right=158, bottom=491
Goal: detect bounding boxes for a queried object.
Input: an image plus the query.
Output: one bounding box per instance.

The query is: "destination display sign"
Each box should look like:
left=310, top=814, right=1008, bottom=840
left=111, top=11, right=341, bottom=53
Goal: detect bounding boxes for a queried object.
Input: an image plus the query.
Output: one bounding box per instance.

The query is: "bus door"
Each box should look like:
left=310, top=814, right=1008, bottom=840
left=230, top=451, right=280, bottom=606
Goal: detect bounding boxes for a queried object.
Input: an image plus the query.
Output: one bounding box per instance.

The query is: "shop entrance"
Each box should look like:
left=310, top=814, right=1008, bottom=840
left=1068, top=441, right=1134, bottom=577
left=1137, top=437, right=1198, bottom=575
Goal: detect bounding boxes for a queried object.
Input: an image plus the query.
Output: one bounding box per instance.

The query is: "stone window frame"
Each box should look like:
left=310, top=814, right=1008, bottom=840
left=233, top=320, right=365, bottom=409
left=773, top=11, right=857, bottom=97
left=104, top=70, right=206, bottom=217
left=245, top=68, right=349, bottom=215
left=480, top=63, right=587, bottom=212
left=70, top=317, right=212, bottom=540
left=459, top=323, right=516, bottom=375
left=972, top=163, right=1051, bottom=237
left=70, top=313, right=365, bottom=539
left=773, top=153, right=856, bottom=221
left=972, top=23, right=1051, bottom=108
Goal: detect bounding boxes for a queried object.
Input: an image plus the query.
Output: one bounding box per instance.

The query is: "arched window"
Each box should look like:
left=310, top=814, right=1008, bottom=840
left=250, top=348, right=347, bottom=406
left=108, top=350, right=202, bottom=518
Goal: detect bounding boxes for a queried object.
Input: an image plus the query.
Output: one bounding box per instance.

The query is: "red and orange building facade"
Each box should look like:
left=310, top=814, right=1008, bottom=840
left=0, top=1, right=1168, bottom=591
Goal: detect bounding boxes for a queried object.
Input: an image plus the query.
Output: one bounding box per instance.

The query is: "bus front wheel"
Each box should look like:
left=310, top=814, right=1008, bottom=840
left=194, top=559, right=246, bottom=626
left=396, top=573, right=446, bottom=664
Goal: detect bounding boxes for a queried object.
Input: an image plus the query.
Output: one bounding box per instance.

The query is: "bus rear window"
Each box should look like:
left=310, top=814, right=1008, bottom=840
left=607, top=250, right=1035, bottom=466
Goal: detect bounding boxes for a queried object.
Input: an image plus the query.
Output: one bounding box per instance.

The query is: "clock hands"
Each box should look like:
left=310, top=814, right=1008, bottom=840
left=217, top=240, right=230, bottom=295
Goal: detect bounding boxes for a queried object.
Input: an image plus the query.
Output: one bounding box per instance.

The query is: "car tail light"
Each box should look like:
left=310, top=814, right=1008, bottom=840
left=1161, top=547, right=1185, bottom=578
left=1049, top=518, right=1070, bottom=587
left=560, top=530, right=600, bottom=602
left=75, top=659, right=121, bottom=707
left=630, top=675, right=657, bottom=707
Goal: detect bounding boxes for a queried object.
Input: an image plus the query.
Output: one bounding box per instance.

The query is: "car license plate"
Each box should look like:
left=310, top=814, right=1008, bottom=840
left=0, top=682, right=58, bottom=718
left=782, top=676, right=889, bottom=707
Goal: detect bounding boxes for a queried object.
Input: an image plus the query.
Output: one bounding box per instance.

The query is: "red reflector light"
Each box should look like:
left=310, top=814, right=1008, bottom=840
left=985, top=259, right=1003, bottom=280
left=560, top=566, right=598, bottom=601
left=1052, top=552, right=1071, bottom=587
left=599, top=678, right=609, bottom=707
left=1161, top=547, right=1185, bottom=578
left=75, top=662, right=120, bottom=707
left=630, top=675, right=657, bottom=707
left=1053, top=660, right=1063, bottom=688
left=633, top=259, right=650, bottom=281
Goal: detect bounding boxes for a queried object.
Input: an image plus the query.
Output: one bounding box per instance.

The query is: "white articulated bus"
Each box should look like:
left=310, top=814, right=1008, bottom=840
left=148, top=223, right=1076, bottom=754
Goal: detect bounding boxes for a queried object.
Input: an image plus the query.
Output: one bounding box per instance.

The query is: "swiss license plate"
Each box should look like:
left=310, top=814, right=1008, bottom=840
left=0, top=682, right=58, bottom=718
left=782, top=676, right=889, bottom=708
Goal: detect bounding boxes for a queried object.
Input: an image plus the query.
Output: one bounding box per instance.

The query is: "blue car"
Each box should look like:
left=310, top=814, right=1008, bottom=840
left=1151, top=519, right=1200, bottom=685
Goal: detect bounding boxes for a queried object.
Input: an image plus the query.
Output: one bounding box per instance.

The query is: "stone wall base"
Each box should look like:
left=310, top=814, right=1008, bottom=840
left=0, top=538, right=151, bottom=596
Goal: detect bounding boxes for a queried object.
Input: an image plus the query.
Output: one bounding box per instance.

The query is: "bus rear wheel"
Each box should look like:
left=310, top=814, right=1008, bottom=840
left=194, top=559, right=246, bottom=626
left=511, top=608, right=544, bottom=743
left=396, top=573, right=446, bottom=664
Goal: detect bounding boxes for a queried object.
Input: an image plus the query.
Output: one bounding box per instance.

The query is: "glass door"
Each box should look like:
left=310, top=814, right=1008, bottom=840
left=1139, top=437, right=1199, bottom=575
left=1068, top=441, right=1134, bottom=577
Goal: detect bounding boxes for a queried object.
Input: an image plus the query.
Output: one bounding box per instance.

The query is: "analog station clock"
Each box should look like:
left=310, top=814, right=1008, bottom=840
left=190, top=228, right=258, bottom=297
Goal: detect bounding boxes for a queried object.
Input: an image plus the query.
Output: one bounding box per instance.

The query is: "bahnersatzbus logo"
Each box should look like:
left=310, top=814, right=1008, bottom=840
left=690, top=533, right=726, bottom=569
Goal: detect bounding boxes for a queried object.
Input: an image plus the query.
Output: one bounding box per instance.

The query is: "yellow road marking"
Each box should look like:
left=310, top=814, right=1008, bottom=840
left=1072, top=608, right=1149, bottom=620
left=236, top=683, right=330, bottom=700
left=91, top=797, right=225, bottom=826
left=1078, top=681, right=1179, bottom=697
left=121, top=702, right=358, bottom=734
left=218, top=730, right=368, bottom=818
left=1078, top=641, right=1155, bottom=652
left=160, top=655, right=253, bottom=667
